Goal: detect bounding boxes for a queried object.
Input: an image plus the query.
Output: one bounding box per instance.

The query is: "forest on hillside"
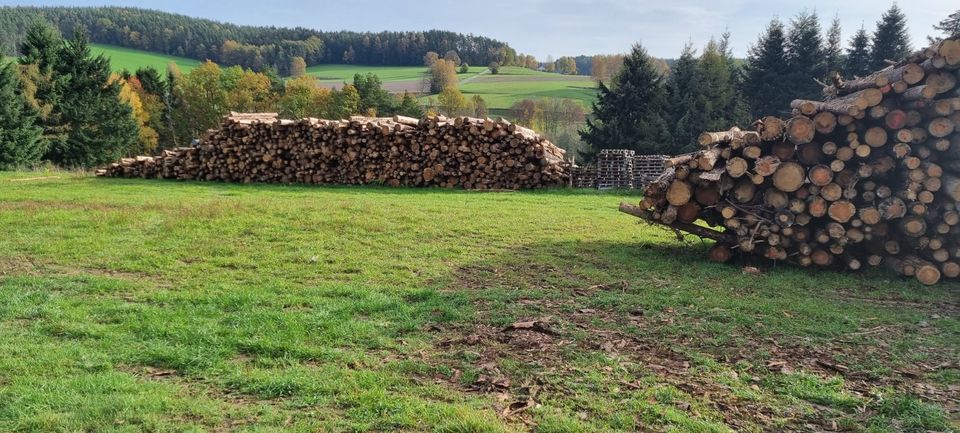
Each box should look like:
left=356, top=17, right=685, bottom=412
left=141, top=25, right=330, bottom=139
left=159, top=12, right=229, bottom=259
left=0, top=6, right=518, bottom=74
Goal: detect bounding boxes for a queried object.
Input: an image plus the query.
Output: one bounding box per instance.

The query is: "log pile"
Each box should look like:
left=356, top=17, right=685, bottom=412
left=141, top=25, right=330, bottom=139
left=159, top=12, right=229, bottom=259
left=97, top=113, right=569, bottom=189
left=621, top=38, right=960, bottom=285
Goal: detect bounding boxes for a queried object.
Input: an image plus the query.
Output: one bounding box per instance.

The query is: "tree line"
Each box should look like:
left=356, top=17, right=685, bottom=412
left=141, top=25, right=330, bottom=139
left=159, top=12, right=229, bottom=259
left=580, top=5, right=956, bottom=159
left=0, top=22, right=426, bottom=170
left=0, top=6, right=518, bottom=75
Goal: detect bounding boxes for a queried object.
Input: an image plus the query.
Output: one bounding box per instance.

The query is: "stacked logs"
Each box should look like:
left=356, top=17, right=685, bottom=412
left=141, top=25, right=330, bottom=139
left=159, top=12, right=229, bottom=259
left=98, top=113, right=568, bottom=189
left=621, top=37, right=960, bottom=285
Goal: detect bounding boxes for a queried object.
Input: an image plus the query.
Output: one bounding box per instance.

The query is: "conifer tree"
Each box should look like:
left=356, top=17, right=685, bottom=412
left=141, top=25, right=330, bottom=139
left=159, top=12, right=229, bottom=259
left=396, top=91, right=424, bottom=118
left=353, top=73, right=395, bottom=116
left=824, top=16, right=844, bottom=75
left=45, top=29, right=139, bottom=166
left=845, top=27, right=873, bottom=77
left=0, top=60, right=45, bottom=169
left=666, top=43, right=699, bottom=150
left=17, top=22, right=64, bottom=146
left=742, top=19, right=791, bottom=117
left=18, top=22, right=60, bottom=72
left=870, top=4, right=911, bottom=69
left=933, top=10, right=960, bottom=38
left=579, top=43, right=672, bottom=158
left=785, top=11, right=825, bottom=101
left=135, top=67, right=167, bottom=96
left=716, top=31, right=751, bottom=130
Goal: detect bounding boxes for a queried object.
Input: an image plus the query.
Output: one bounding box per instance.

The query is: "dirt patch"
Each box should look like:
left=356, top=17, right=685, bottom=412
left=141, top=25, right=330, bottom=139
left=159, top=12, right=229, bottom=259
left=0, top=255, right=160, bottom=283
left=424, top=262, right=960, bottom=430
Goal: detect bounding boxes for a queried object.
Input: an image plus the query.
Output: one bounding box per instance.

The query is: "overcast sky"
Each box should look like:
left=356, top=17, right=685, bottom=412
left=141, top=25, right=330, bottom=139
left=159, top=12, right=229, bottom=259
left=2, top=1, right=955, bottom=59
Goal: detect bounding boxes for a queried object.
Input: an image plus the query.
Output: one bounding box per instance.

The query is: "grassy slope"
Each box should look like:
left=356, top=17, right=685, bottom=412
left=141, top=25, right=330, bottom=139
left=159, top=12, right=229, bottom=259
left=456, top=67, right=596, bottom=110
left=0, top=173, right=956, bottom=432
left=307, top=64, right=487, bottom=83
left=90, top=43, right=201, bottom=74
left=308, top=64, right=598, bottom=109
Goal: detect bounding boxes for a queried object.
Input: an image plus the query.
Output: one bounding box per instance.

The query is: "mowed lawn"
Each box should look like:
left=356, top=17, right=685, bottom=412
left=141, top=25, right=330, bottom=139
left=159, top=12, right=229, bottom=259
left=0, top=172, right=958, bottom=433
left=91, top=44, right=201, bottom=74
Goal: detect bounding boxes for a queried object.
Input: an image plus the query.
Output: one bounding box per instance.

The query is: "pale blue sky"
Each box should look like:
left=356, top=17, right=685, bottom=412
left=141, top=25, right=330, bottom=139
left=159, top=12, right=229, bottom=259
left=1, top=1, right=955, bottom=58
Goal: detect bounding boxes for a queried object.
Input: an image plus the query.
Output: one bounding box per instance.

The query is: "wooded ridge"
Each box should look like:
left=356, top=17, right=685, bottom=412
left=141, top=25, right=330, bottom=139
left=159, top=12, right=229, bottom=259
left=0, top=6, right=516, bottom=73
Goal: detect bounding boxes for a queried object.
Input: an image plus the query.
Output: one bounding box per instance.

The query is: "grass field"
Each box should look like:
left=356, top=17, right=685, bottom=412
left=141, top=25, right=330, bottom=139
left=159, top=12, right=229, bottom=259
left=1, top=172, right=957, bottom=432
left=90, top=44, right=201, bottom=74
left=306, top=64, right=487, bottom=83
left=307, top=64, right=598, bottom=109
left=53, top=46, right=599, bottom=111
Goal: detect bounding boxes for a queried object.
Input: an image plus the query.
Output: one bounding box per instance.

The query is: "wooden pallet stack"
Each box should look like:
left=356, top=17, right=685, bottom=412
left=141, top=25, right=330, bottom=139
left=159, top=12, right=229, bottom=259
left=571, top=165, right=598, bottom=188
left=621, top=38, right=960, bottom=285
left=633, top=154, right=668, bottom=188
left=596, top=149, right=636, bottom=189
left=98, top=114, right=569, bottom=190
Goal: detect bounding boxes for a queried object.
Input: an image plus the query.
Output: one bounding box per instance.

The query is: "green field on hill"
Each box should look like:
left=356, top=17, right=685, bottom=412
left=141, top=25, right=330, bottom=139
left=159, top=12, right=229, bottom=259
left=90, top=44, right=201, bottom=74
left=41, top=46, right=600, bottom=111
left=306, top=64, right=487, bottom=82
left=0, top=172, right=957, bottom=432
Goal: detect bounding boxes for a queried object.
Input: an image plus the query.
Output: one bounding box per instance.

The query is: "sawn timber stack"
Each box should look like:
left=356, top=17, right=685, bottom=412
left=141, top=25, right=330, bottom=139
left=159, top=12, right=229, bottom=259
left=621, top=37, right=960, bottom=285
left=98, top=114, right=568, bottom=190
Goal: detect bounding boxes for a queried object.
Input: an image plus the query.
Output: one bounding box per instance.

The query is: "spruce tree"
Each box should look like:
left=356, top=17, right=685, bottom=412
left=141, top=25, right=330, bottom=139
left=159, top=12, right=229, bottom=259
left=18, top=22, right=66, bottom=151
left=717, top=31, right=751, bottom=130
left=46, top=29, right=139, bottom=167
left=845, top=27, right=873, bottom=77
left=825, top=16, right=844, bottom=75
left=870, top=4, right=911, bottom=69
left=933, top=10, right=960, bottom=38
left=666, top=43, right=699, bottom=150
left=785, top=11, right=825, bottom=101
left=18, top=22, right=60, bottom=72
left=579, top=43, right=672, bottom=158
left=0, top=61, right=45, bottom=169
left=742, top=19, right=791, bottom=117
left=135, top=67, right=167, bottom=96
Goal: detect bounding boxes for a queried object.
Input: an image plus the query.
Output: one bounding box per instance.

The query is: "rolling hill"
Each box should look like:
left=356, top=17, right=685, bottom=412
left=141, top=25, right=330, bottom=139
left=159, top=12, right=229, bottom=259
left=47, top=44, right=599, bottom=112
left=91, top=44, right=201, bottom=74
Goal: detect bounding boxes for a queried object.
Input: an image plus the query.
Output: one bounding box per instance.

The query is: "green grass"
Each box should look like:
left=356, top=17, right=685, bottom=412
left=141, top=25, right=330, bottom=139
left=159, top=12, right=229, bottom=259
left=0, top=172, right=957, bottom=432
left=459, top=77, right=597, bottom=109
left=307, top=64, right=430, bottom=82
left=307, top=64, right=487, bottom=83
left=90, top=43, right=201, bottom=74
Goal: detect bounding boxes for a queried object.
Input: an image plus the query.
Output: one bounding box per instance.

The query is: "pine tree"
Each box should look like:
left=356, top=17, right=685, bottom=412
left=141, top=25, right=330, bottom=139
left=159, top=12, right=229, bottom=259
left=742, top=19, right=791, bottom=117
left=825, top=16, right=844, bottom=75
left=0, top=61, right=45, bottom=169
left=785, top=11, right=825, bottom=101
left=46, top=29, right=139, bottom=167
left=933, top=10, right=960, bottom=38
left=845, top=27, right=873, bottom=77
left=870, top=4, right=911, bottom=69
left=579, top=43, right=672, bottom=158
